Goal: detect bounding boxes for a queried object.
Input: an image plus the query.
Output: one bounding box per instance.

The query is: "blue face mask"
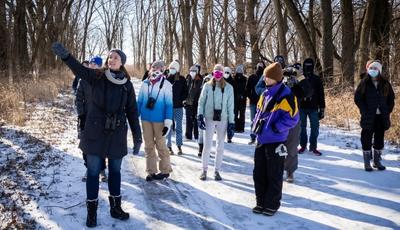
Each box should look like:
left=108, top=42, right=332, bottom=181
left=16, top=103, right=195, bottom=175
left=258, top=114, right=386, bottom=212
left=368, top=69, right=379, bottom=78
left=169, top=69, right=177, bottom=75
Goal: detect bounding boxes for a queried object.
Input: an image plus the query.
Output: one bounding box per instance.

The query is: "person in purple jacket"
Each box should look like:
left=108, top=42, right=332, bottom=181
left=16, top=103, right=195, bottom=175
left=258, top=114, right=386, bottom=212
left=251, top=62, right=299, bottom=216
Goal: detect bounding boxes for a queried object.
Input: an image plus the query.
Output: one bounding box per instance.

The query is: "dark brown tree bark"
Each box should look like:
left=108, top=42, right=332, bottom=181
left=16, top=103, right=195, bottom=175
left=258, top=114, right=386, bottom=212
left=247, top=0, right=261, bottom=68
left=320, top=0, right=334, bottom=80
left=235, top=0, right=246, bottom=65
left=272, top=0, right=288, bottom=59
left=356, top=0, right=376, bottom=83
left=14, top=0, right=29, bottom=73
left=0, top=0, right=7, bottom=71
left=81, top=0, right=97, bottom=61
left=340, top=0, right=355, bottom=86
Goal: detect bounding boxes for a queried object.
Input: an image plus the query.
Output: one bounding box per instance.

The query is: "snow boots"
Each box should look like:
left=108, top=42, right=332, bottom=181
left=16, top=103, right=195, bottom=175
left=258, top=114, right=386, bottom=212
left=108, top=195, right=129, bottom=220
left=86, top=199, right=98, bottom=228
left=177, top=146, right=183, bottom=155
left=198, top=144, right=203, bottom=157
left=168, top=147, right=174, bottom=155
left=214, top=171, right=222, bottom=181
left=373, top=149, right=386, bottom=170
left=199, top=171, right=207, bottom=180
left=363, top=150, right=373, bottom=171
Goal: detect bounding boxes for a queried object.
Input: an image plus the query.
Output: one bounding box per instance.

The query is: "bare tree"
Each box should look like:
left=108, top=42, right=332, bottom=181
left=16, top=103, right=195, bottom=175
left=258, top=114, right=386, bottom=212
left=341, top=0, right=355, bottom=86
left=272, top=0, right=288, bottom=59
left=321, top=0, right=334, bottom=80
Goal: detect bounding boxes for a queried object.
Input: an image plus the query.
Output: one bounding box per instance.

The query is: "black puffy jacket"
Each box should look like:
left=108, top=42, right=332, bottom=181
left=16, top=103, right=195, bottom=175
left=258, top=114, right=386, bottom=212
left=234, top=73, right=247, bottom=103
left=185, top=74, right=203, bottom=107
left=167, top=74, right=188, bottom=108
left=246, top=68, right=263, bottom=105
left=63, top=55, right=142, bottom=159
left=354, top=76, right=395, bottom=130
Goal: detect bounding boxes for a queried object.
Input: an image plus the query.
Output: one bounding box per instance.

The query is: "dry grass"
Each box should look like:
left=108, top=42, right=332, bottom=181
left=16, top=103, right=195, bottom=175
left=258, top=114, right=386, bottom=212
left=323, top=87, right=400, bottom=146
left=0, top=70, right=72, bottom=125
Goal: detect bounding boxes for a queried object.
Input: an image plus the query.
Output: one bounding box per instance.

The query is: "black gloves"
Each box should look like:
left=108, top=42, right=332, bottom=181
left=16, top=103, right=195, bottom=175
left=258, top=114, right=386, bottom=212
left=52, top=42, right=70, bottom=59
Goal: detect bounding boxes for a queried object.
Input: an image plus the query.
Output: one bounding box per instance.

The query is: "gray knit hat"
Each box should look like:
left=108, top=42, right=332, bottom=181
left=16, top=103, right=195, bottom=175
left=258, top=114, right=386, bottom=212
left=109, top=49, right=127, bottom=65
left=151, top=60, right=165, bottom=70
left=236, top=64, right=244, bottom=74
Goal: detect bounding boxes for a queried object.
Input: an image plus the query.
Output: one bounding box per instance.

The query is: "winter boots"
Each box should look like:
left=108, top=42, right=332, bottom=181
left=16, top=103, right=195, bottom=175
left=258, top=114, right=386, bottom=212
left=363, top=150, right=373, bottom=171
left=214, top=171, right=222, bottom=181
left=86, top=199, right=98, bottom=228
left=168, top=147, right=174, bottom=155
left=286, top=172, right=294, bottom=183
left=177, top=146, right=183, bottom=155
left=373, top=149, right=386, bottom=170
left=108, top=195, right=129, bottom=220
left=198, top=144, right=203, bottom=157
left=199, top=171, right=207, bottom=180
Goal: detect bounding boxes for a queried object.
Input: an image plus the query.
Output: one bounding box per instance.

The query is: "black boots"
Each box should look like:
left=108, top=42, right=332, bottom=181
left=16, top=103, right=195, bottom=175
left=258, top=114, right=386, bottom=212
left=177, top=146, right=183, bottom=155
left=86, top=199, right=98, bottom=228
left=109, top=195, right=130, bottom=220
left=198, top=144, right=203, bottom=157
left=363, top=150, right=386, bottom=171
left=363, top=150, right=373, bottom=171
left=373, top=149, right=386, bottom=170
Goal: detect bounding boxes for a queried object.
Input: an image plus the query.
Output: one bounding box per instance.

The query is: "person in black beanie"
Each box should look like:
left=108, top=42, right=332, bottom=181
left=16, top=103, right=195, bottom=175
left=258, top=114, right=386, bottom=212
left=233, top=64, right=248, bottom=133
left=355, top=60, right=395, bottom=171
left=246, top=61, right=265, bottom=144
left=52, top=42, right=142, bottom=227
left=298, top=58, right=325, bottom=156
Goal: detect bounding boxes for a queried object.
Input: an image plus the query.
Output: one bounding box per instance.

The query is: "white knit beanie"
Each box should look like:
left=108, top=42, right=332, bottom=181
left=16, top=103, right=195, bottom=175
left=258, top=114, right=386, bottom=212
left=368, top=61, right=382, bottom=73
left=169, top=60, right=180, bottom=72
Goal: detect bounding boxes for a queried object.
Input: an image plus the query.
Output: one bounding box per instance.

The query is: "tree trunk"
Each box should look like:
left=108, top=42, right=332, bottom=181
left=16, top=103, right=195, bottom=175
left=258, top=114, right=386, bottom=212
left=356, top=0, right=376, bottom=84
left=14, top=0, right=29, bottom=73
left=320, top=0, right=333, bottom=81
left=222, top=0, right=228, bottom=66
left=340, top=0, right=355, bottom=86
left=282, top=0, right=321, bottom=74
left=235, top=0, right=246, bottom=65
left=199, top=0, right=210, bottom=70
left=247, top=0, right=261, bottom=68
left=308, top=0, right=316, bottom=46
left=0, top=0, right=7, bottom=72
left=273, top=0, right=288, bottom=59
left=81, top=0, right=96, bottom=61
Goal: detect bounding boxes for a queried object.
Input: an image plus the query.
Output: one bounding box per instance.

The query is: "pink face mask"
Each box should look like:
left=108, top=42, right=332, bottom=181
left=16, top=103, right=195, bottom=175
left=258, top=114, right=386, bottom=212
left=213, top=70, right=223, bottom=80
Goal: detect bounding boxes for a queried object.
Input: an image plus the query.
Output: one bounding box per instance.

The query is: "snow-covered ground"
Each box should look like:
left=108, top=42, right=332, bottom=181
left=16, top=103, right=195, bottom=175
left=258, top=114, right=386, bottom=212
left=1, top=78, right=399, bottom=230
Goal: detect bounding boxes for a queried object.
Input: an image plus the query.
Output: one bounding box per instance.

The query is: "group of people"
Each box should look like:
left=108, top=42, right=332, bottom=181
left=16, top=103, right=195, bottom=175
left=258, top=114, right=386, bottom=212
left=52, top=42, right=395, bottom=227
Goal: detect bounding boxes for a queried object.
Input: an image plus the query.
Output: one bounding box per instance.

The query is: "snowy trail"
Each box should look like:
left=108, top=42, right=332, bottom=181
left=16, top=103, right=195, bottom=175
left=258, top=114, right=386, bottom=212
left=1, top=78, right=399, bottom=229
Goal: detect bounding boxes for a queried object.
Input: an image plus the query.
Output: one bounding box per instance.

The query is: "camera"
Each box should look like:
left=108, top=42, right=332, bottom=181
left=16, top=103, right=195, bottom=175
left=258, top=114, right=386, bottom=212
left=105, top=114, right=118, bottom=131
left=252, top=119, right=265, bottom=135
left=213, top=109, right=222, bottom=121
left=146, top=97, right=157, bottom=110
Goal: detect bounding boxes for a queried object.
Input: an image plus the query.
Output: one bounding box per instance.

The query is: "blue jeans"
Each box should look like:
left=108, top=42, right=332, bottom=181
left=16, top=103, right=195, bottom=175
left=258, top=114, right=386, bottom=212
left=86, top=154, right=122, bottom=200
left=250, top=104, right=257, bottom=140
left=167, top=108, right=183, bottom=147
left=300, top=109, right=320, bottom=150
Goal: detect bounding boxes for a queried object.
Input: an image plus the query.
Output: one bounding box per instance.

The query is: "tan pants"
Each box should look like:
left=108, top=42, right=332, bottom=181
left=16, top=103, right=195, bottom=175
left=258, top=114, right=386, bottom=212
left=142, top=121, right=172, bottom=174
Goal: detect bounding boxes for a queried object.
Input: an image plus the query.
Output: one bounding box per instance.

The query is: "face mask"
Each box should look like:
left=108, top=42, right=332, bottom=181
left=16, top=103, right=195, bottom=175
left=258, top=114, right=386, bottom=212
left=368, top=69, right=379, bottom=78
left=223, top=73, right=229, bottom=79
left=151, top=71, right=162, bottom=80
left=169, top=69, right=177, bottom=75
left=189, top=71, right=196, bottom=79
left=213, top=70, right=223, bottom=80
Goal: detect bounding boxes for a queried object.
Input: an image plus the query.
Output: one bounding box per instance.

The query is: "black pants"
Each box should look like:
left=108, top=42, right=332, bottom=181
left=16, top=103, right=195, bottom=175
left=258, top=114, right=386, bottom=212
left=185, top=105, right=198, bottom=140
left=83, top=153, right=106, bottom=170
left=234, top=99, right=246, bottom=132
left=361, top=114, right=385, bottom=151
left=253, top=143, right=285, bottom=210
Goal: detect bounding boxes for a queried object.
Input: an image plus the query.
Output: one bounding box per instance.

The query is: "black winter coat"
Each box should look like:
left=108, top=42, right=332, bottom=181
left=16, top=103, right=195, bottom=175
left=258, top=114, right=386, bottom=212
left=225, top=75, right=237, bottom=99
left=63, top=55, right=142, bottom=159
left=299, top=73, right=325, bottom=110
left=246, top=70, right=262, bottom=105
left=75, top=78, right=92, bottom=116
left=354, top=76, right=395, bottom=130
left=167, top=74, right=188, bottom=108
left=185, top=74, right=203, bottom=107
left=234, top=73, right=247, bottom=103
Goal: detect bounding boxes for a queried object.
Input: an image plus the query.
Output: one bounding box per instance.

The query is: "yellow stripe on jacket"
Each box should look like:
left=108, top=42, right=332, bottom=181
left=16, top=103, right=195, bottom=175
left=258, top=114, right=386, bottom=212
left=272, top=95, right=299, bottom=117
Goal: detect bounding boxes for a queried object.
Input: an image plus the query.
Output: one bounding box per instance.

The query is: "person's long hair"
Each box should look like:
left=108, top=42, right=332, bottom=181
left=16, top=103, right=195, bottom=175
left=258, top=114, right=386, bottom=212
left=94, top=56, right=131, bottom=80
left=209, top=77, right=226, bottom=89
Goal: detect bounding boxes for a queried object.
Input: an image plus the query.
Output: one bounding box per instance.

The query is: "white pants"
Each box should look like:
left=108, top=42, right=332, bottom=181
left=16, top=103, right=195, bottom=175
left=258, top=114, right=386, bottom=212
left=202, top=118, right=227, bottom=172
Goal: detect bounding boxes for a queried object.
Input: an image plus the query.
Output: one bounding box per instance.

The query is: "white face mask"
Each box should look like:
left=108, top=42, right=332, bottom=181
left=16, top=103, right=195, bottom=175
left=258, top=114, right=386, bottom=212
left=368, top=69, right=379, bottom=78
left=151, top=71, right=162, bottom=80
left=223, top=73, right=230, bottom=79
left=169, top=69, right=177, bottom=75
left=189, top=71, right=196, bottom=79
